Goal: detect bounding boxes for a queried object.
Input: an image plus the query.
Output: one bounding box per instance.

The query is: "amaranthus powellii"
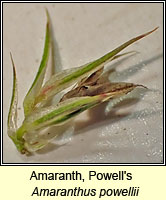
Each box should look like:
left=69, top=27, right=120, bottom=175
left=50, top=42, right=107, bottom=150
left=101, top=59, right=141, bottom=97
left=7, top=10, right=158, bottom=154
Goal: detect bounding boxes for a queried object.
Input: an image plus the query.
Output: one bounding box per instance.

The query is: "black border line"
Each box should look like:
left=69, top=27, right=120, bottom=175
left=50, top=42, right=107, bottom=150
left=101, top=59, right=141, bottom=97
left=1, top=1, right=165, bottom=166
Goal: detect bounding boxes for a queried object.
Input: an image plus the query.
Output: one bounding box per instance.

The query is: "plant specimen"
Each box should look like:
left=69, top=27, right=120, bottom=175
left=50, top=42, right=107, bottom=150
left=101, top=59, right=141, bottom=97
left=7, top=10, right=158, bottom=154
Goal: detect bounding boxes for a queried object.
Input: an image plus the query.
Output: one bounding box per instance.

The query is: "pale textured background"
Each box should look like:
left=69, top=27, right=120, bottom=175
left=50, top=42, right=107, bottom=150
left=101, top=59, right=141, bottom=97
left=3, top=3, right=163, bottom=163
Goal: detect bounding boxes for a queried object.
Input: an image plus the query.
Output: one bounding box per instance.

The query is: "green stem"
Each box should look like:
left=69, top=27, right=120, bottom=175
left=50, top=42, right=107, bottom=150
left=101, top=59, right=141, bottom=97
left=10, top=134, right=25, bottom=153
left=16, top=125, right=26, bottom=140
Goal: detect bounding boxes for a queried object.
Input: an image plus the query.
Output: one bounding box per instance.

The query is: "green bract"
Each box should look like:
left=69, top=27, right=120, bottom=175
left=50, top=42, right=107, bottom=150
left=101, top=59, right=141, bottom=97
left=7, top=10, right=158, bottom=154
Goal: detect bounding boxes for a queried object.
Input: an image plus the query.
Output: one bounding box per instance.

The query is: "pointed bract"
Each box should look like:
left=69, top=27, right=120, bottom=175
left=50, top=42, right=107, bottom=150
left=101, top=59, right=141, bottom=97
left=23, top=9, right=51, bottom=116
left=35, top=27, right=158, bottom=108
left=7, top=53, right=18, bottom=136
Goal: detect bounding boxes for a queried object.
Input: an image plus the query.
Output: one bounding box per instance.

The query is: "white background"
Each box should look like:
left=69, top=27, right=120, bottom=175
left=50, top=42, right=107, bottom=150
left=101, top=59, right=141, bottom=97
left=3, top=3, right=163, bottom=163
